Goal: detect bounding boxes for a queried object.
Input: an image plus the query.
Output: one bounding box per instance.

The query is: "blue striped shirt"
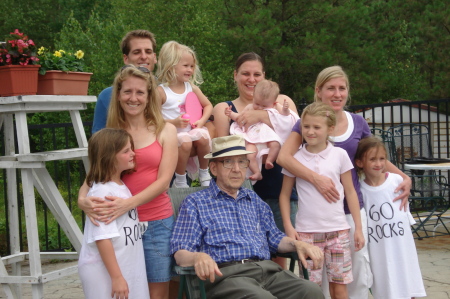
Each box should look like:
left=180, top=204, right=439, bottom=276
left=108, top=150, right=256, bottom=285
left=170, top=179, right=285, bottom=264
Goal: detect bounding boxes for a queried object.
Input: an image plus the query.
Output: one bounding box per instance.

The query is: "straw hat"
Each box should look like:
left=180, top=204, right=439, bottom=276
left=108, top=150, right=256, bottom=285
left=204, top=135, right=255, bottom=159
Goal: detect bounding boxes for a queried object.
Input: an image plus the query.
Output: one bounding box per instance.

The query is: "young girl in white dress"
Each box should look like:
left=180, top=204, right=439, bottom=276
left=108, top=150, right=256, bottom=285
left=225, top=79, right=299, bottom=181
left=78, top=128, right=149, bottom=299
left=156, top=41, right=213, bottom=188
left=279, top=102, right=365, bottom=299
left=355, top=136, right=426, bottom=299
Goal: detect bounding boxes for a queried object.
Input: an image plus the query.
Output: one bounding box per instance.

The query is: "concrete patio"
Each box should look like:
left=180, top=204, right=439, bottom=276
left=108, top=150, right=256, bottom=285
left=1, top=234, right=449, bottom=299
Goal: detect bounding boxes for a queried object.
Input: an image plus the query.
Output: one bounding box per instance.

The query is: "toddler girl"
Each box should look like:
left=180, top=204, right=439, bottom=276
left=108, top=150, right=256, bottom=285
left=279, top=102, right=364, bottom=299
left=78, top=128, right=149, bottom=299
left=355, top=136, right=426, bottom=299
left=225, top=79, right=299, bottom=181
left=156, top=41, right=213, bottom=188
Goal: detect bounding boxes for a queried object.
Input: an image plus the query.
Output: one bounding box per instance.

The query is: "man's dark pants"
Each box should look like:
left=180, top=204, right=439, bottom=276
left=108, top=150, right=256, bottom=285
left=205, top=260, right=324, bottom=299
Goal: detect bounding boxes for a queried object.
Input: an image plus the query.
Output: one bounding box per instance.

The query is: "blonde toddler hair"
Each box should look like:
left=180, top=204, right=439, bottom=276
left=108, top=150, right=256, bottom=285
left=156, top=41, right=203, bottom=86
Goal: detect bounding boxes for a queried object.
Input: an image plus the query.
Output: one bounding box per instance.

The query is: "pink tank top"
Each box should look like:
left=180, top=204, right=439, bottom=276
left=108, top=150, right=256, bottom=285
left=122, top=140, right=173, bottom=221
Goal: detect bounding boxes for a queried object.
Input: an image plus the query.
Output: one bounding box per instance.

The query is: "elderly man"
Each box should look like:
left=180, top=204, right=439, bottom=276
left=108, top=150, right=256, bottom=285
left=170, top=135, right=324, bottom=298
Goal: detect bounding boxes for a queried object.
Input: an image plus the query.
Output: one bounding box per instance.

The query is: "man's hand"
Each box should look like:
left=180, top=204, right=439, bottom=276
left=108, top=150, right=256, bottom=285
left=193, top=252, right=223, bottom=283
left=294, top=240, right=324, bottom=270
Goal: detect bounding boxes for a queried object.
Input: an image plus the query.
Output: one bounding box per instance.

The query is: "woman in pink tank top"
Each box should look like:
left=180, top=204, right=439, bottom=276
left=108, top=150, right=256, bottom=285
left=78, top=65, right=178, bottom=299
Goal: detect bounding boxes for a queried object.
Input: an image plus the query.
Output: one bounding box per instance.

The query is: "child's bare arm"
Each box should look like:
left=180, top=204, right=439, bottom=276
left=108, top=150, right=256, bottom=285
left=281, top=99, right=290, bottom=115
left=224, top=105, right=239, bottom=121
left=96, top=239, right=129, bottom=298
left=279, top=175, right=300, bottom=240
left=192, top=85, right=213, bottom=128
left=341, top=171, right=365, bottom=251
left=166, top=115, right=190, bottom=129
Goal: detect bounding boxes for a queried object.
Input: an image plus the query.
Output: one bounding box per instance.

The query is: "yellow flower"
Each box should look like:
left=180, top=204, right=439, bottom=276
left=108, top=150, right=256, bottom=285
left=59, top=50, right=65, bottom=54
left=37, top=47, right=46, bottom=55
left=75, top=50, right=84, bottom=59
left=53, top=51, right=62, bottom=58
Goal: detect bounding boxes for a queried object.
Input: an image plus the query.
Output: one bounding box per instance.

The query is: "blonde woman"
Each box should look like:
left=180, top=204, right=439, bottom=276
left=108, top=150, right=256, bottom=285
left=78, top=65, right=178, bottom=299
left=277, top=66, right=411, bottom=298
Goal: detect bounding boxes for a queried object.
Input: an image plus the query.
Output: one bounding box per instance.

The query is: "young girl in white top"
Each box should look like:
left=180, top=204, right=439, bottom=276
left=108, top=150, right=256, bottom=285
left=78, top=128, right=149, bottom=299
left=225, top=79, right=299, bottom=181
left=156, top=41, right=213, bottom=188
left=355, top=136, right=426, bottom=299
left=280, top=102, right=365, bottom=299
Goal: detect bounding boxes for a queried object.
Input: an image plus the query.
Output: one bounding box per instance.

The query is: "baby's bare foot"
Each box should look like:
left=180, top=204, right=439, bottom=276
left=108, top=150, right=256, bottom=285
left=249, top=172, right=263, bottom=181
left=265, top=161, right=274, bottom=169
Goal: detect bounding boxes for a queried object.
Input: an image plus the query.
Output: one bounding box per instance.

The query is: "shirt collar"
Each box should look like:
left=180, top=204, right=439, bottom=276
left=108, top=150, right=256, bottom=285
left=209, top=178, right=251, bottom=201
left=300, top=141, right=334, bottom=161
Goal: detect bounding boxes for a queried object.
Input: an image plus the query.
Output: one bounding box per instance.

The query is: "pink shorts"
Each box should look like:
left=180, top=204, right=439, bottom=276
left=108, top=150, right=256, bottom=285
left=298, top=230, right=353, bottom=285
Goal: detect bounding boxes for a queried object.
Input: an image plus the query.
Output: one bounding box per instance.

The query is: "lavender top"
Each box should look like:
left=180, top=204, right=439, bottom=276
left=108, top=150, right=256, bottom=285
left=292, top=112, right=371, bottom=214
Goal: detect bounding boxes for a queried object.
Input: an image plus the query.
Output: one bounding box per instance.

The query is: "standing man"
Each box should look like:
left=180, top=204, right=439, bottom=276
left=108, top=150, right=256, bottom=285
left=171, top=135, right=324, bottom=299
left=92, top=30, right=157, bottom=133
left=92, top=29, right=216, bottom=138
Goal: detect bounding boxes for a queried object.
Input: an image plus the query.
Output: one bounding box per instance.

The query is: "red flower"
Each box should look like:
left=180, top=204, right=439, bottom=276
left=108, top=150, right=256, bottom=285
left=12, top=29, right=23, bottom=36
left=17, top=39, right=27, bottom=51
left=1, top=29, right=38, bottom=66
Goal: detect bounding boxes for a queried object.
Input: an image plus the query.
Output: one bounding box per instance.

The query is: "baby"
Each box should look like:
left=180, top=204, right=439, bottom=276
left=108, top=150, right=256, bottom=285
left=225, top=80, right=299, bottom=180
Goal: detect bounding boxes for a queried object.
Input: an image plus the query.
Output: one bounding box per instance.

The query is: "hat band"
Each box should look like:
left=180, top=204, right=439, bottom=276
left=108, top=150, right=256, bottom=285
left=212, top=146, right=246, bottom=157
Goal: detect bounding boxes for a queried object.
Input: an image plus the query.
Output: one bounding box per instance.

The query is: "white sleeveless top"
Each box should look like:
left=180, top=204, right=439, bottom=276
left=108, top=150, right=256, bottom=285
left=160, top=82, right=192, bottom=120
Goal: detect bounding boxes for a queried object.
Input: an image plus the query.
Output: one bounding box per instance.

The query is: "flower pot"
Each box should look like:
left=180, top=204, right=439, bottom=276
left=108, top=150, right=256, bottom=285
left=37, top=71, right=93, bottom=95
left=0, top=65, right=40, bottom=97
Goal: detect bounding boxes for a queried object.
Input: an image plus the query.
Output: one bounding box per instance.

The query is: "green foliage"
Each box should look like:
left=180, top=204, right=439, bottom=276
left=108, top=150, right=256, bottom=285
left=0, top=0, right=110, bottom=49
left=0, top=0, right=449, bottom=118
left=220, top=0, right=446, bottom=104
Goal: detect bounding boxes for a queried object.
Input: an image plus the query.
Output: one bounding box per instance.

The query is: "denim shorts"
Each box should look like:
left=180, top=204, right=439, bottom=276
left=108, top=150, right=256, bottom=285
left=141, top=215, right=176, bottom=282
left=264, top=198, right=297, bottom=233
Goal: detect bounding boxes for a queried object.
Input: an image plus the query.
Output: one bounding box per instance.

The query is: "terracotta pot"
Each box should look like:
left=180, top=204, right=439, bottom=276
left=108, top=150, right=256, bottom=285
left=37, top=70, right=93, bottom=95
left=0, top=65, right=40, bottom=97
